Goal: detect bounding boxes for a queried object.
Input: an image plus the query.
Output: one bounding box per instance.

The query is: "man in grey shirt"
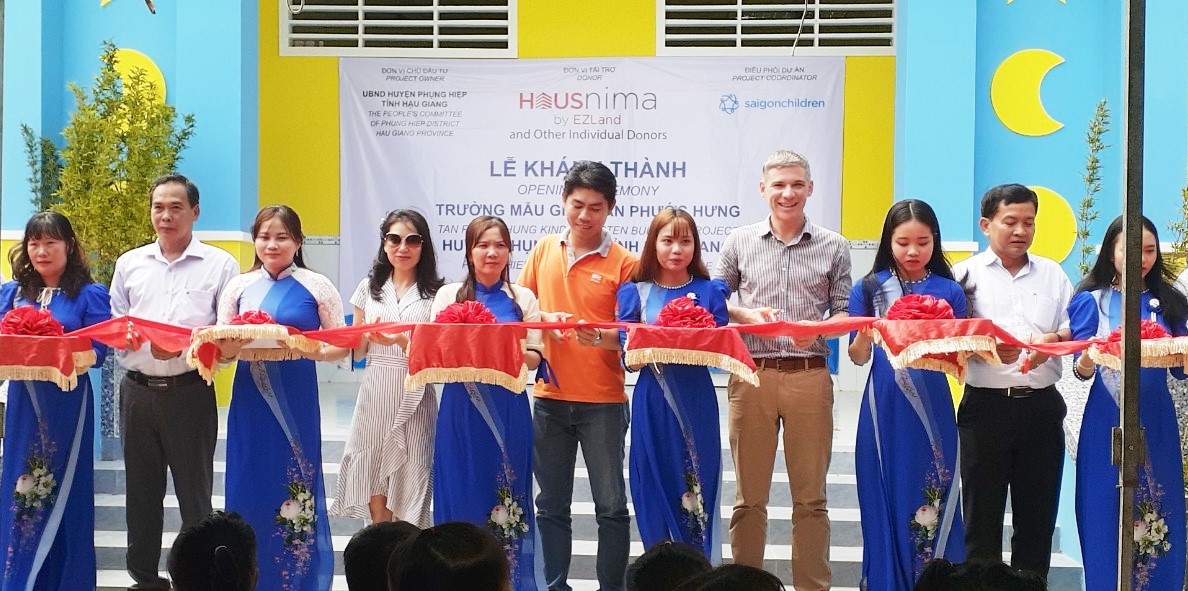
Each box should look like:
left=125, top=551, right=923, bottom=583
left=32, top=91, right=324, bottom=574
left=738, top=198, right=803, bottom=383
left=715, top=150, right=851, bottom=590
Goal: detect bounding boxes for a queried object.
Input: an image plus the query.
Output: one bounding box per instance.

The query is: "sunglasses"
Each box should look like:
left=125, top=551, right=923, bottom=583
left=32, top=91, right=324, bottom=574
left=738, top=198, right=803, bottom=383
left=384, top=233, right=424, bottom=248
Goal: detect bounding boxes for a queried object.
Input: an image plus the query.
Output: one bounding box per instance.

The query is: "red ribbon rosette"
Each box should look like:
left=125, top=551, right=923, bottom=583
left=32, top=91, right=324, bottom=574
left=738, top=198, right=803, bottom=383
left=1, top=305, right=65, bottom=336
left=654, top=296, right=716, bottom=329
left=870, top=294, right=999, bottom=380
left=230, top=310, right=276, bottom=325
left=405, top=300, right=529, bottom=392
left=186, top=310, right=319, bottom=383
left=434, top=300, right=498, bottom=324
left=624, top=295, right=758, bottom=385
left=0, top=306, right=95, bottom=389
left=885, top=294, right=955, bottom=321
left=1089, top=319, right=1188, bottom=371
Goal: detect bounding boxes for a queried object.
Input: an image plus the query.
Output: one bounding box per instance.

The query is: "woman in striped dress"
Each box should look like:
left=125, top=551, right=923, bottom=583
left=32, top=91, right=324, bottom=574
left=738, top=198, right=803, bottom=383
left=331, top=210, right=444, bottom=526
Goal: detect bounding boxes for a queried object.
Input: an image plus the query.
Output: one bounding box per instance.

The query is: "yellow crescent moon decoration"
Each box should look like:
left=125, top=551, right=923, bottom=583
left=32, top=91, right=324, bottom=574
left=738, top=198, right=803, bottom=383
left=991, top=49, right=1064, bottom=136
left=1029, top=185, right=1077, bottom=262
left=113, top=48, right=167, bottom=104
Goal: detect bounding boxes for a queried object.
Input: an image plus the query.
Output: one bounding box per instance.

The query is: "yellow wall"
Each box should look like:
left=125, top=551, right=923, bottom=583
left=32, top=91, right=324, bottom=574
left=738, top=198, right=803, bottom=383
left=0, top=240, right=13, bottom=280
left=840, top=56, right=895, bottom=240
left=259, top=8, right=340, bottom=235
left=207, top=239, right=255, bottom=405
left=519, top=0, right=655, bottom=58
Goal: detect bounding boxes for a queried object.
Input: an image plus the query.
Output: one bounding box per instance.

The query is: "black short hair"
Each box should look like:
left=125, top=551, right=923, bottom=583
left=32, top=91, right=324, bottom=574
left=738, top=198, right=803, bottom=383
left=562, top=160, right=618, bottom=209
left=167, top=511, right=257, bottom=591
left=979, top=183, right=1038, bottom=220
left=387, top=522, right=509, bottom=591
left=345, top=521, right=420, bottom=591
left=150, top=173, right=200, bottom=207
left=627, top=541, right=711, bottom=591
left=672, top=564, right=786, bottom=591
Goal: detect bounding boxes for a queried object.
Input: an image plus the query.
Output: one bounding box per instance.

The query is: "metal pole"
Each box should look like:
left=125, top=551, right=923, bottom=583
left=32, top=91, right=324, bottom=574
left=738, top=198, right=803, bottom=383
left=1115, top=0, right=1145, bottom=588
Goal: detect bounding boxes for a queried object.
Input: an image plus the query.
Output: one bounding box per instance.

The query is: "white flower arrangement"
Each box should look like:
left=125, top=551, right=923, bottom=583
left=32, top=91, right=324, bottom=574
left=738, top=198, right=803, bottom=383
left=681, top=474, right=708, bottom=532
left=275, top=481, right=317, bottom=539
left=489, top=485, right=528, bottom=540
left=14, top=457, right=56, bottom=511
left=912, top=500, right=940, bottom=540
left=1148, top=298, right=1161, bottom=323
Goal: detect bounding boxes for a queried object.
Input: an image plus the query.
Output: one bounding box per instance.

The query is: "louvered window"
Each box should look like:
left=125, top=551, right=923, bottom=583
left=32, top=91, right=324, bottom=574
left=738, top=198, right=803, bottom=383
left=658, top=0, right=895, bottom=56
left=280, top=0, right=516, bottom=57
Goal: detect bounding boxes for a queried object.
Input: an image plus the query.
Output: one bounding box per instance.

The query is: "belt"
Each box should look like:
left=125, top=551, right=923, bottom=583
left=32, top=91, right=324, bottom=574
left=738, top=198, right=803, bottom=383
left=756, top=356, right=827, bottom=372
left=967, top=384, right=1056, bottom=399
left=125, top=370, right=204, bottom=390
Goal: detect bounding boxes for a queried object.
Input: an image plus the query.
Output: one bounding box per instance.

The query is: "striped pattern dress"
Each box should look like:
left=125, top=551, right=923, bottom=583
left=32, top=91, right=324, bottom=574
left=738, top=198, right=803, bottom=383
left=330, top=278, right=436, bottom=526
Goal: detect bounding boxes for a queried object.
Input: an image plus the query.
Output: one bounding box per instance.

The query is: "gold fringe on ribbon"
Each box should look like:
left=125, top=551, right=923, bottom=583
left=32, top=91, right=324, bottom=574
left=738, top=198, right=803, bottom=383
left=624, top=347, right=759, bottom=386
left=0, top=366, right=77, bottom=390
left=1087, top=340, right=1187, bottom=372
left=871, top=332, right=1000, bottom=381
left=191, top=324, right=292, bottom=343
left=73, top=350, right=97, bottom=374
left=404, top=365, right=529, bottom=394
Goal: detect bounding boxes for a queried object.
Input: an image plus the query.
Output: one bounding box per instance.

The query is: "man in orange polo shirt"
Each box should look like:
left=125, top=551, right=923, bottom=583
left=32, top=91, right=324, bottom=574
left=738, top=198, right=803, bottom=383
left=517, top=160, right=639, bottom=591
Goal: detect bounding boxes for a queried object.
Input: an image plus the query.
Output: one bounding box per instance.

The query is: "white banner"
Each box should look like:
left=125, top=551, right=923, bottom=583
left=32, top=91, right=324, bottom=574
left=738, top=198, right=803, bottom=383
left=339, top=57, right=845, bottom=294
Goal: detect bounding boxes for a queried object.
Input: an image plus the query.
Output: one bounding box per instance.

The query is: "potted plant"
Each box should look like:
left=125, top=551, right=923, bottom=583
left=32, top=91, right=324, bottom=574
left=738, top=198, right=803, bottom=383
left=21, top=40, right=195, bottom=459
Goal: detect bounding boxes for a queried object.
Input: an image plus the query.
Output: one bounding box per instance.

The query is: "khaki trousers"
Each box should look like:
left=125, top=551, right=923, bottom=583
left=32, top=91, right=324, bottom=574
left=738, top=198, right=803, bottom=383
left=728, top=366, right=834, bottom=591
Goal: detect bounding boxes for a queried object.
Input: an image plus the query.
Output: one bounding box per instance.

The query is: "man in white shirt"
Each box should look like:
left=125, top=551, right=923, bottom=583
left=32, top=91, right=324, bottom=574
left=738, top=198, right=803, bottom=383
left=952, top=184, right=1072, bottom=580
left=109, top=175, right=239, bottom=590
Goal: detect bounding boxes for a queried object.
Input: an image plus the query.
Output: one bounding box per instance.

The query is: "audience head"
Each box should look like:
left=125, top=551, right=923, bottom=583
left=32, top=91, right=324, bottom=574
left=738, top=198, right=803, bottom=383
left=626, top=541, right=712, bottom=591
left=914, top=559, right=1047, bottom=590
left=250, top=204, right=307, bottom=273
left=344, top=520, right=419, bottom=591
left=167, top=511, right=257, bottom=591
left=672, top=564, right=786, bottom=591
left=635, top=208, right=709, bottom=284
left=369, top=209, right=444, bottom=301
left=8, top=210, right=93, bottom=300
left=387, top=521, right=510, bottom=591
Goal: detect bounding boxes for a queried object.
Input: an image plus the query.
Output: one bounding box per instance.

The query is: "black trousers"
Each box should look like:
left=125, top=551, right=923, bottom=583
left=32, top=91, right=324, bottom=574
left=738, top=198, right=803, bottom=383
left=120, top=374, right=217, bottom=589
left=957, top=385, right=1066, bottom=578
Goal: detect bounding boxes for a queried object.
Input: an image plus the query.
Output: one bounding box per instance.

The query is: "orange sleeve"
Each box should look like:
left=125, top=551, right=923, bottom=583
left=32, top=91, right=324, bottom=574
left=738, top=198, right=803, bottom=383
left=517, top=240, right=541, bottom=293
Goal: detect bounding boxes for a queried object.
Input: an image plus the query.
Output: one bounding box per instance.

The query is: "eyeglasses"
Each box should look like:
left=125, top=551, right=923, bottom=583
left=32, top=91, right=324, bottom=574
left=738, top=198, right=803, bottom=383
left=384, top=233, right=424, bottom=248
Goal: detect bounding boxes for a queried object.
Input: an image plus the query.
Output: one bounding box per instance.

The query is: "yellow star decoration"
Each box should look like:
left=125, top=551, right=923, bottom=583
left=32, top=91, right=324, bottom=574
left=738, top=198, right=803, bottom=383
left=100, top=0, right=112, bottom=5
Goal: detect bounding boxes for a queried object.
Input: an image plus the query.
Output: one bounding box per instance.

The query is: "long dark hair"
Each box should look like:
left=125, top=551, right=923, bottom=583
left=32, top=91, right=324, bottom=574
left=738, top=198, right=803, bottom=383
left=368, top=209, right=444, bottom=301
left=248, top=205, right=307, bottom=271
left=387, top=522, right=510, bottom=591
left=633, top=208, right=709, bottom=284
left=7, top=211, right=94, bottom=301
left=860, top=200, right=955, bottom=312
left=1077, top=215, right=1188, bottom=333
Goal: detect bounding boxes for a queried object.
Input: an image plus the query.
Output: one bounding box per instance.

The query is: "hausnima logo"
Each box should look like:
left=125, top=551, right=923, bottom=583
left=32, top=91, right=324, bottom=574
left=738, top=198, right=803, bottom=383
left=519, top=89, right=658, bottom=110
left=719, top=94, right=740, bottom=114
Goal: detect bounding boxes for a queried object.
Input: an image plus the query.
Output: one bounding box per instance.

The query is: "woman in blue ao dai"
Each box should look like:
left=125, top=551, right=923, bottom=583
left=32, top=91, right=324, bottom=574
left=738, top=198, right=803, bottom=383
left=0, top=212, right=110, bottom=591
left=431, top=216, right=546, bottom=591
left=847, top=200, right=966, bottom=589
left=216, top=206, right=350, bottom=591
left=616, top=209, right=727, bottom=560
left=1069, top=215, right=1186, bottom=590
